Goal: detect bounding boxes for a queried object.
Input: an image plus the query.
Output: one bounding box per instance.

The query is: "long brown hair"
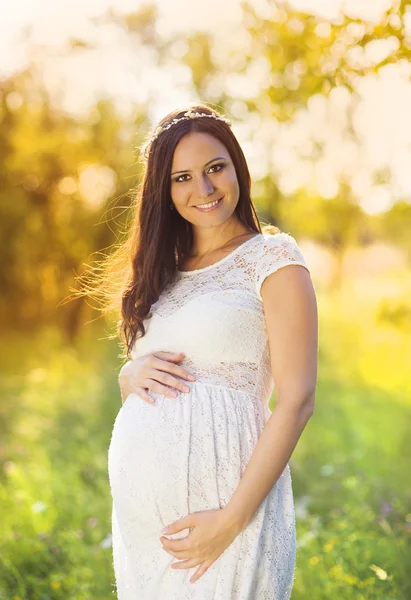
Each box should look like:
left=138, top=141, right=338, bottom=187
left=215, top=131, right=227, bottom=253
left=73, top=102, right=279, bottom=359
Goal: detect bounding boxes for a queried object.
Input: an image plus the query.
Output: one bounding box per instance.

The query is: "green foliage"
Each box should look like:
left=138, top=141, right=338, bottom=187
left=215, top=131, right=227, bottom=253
left=0, top=73, right=146, bottom=339
left=287, top=281, right=411, bottom=598
left=2, top=0, right=411, bottom=337
left=0, top=324, right=121, bottom=599
left=1, top=4, right=411, bottom=592
left=0, top=276, right=410, bottom=598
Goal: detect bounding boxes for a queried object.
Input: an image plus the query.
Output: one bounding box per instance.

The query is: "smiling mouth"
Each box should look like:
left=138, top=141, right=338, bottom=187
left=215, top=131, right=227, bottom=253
left=194, top=197, right=223, bottom=208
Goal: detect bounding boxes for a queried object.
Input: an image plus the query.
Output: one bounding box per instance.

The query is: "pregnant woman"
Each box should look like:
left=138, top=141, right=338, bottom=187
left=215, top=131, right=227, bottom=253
left=107, top=103, right=318, bottom=599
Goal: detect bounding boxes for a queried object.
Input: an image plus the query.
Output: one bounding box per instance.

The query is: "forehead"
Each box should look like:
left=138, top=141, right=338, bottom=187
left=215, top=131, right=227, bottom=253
left=171, top=132, right=228, bottom=166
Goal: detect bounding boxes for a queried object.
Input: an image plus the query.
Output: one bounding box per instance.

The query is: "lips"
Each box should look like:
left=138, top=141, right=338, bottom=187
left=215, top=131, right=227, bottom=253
left=194, top=196, right=223, bottom=208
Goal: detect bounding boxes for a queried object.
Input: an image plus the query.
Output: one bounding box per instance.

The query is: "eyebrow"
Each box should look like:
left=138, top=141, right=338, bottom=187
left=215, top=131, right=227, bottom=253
left=171, top=156, right=227, bottom=176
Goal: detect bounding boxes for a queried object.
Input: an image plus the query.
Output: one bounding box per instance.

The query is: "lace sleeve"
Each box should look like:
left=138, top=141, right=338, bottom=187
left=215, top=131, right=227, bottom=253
left=255, top=232, right=310, bottom=300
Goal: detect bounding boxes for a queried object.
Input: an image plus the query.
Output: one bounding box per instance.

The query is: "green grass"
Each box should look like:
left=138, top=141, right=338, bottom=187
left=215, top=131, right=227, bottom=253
left=0, top=275, right=410, bottom=599
left=289, top=280, right=411, bottom=599
left=0, top=325, right=121, bottom=600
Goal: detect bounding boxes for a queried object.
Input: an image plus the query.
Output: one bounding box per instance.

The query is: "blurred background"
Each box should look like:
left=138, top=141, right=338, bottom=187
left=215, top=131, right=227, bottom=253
left=1, top=0, right=410, bottom=598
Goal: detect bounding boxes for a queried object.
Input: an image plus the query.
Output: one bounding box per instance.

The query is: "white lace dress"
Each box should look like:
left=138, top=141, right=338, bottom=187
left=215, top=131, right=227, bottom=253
left=108, top=231, right=310, bottom=600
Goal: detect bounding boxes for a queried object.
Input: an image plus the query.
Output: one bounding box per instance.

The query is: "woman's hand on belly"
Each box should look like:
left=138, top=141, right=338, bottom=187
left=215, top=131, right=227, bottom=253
left=118, top=350, right=196, bottom=405
left=159, top=508, right=241, bottom=584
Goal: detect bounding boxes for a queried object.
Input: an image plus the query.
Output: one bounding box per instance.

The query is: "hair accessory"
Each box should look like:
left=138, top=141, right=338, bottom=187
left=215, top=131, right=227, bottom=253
left=141, top=109, right=232, bottom=158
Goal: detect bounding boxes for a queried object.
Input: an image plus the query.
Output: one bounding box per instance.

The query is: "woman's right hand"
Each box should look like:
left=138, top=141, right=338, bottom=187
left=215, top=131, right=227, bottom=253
left=118, top=351, right=196, bottom=406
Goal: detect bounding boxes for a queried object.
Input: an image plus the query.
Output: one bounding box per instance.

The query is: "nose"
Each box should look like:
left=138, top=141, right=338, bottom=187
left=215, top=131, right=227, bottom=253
left=195, top=174, right=215, bottom=199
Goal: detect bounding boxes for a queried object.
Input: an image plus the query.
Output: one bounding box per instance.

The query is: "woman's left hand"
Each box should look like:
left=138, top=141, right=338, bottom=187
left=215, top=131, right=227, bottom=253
left=159, top=508, right=241, bottom=583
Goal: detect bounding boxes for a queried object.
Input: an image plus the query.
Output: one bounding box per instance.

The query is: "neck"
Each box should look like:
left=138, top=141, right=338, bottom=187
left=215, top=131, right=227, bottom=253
left=189, top=221, right=254, bottom=258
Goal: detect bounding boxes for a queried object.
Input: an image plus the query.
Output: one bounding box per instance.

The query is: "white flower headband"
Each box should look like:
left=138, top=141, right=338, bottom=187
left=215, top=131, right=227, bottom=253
left=140, top=109, right=232, bottom=159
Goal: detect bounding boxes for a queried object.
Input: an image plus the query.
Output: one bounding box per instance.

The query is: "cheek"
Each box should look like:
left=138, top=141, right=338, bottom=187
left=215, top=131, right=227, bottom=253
left=170, top=185, right=186, bottom=204
left=222, top=169, right=239, bottom=189
left=222, top=174, right=239, bottom=199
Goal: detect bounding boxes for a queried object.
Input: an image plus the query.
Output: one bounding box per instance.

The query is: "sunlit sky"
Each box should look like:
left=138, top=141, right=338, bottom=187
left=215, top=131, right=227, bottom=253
left=2, top=0, right=411, bottom=214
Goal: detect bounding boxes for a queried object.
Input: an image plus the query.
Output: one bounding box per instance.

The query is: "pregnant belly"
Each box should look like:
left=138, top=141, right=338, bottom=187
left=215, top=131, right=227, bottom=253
left=107, top=383, right=266, bottom=539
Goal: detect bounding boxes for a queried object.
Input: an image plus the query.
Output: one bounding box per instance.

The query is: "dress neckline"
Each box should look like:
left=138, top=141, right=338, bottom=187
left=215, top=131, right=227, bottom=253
left=177, top=233, right=262, bottom=276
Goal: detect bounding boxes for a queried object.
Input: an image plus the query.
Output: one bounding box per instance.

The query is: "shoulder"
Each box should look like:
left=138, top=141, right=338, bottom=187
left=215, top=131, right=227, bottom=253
left=259, top=231, right=306, bottom=257
left=254, top=231, right=310, bottom=300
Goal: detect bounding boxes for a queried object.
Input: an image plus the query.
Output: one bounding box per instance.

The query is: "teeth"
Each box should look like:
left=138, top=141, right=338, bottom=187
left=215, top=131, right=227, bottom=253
left=196, top=198, right=221, bottom=209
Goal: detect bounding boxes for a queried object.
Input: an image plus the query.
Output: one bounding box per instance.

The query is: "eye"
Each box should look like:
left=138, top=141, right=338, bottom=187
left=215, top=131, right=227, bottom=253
left=174, top=174, right=189, bottom=183
left=173, top=162, right=225, bottom=183
left=209, top=163, right=224, bottom=173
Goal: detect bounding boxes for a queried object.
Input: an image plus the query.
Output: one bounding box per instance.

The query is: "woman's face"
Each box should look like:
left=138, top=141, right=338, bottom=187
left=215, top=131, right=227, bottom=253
left=169, top=131, right=240, bottom=229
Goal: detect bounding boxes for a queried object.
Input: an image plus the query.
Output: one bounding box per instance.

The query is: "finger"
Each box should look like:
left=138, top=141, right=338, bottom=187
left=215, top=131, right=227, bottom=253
left=190, top=561, right=212, bottom=583
left=133, top=387, right=156, bottom=405
left=147, top=360, right=193, bottom=391
left=170, top=558, right=201, bottom=570
left=152, top=351, right=185, bottom=363
left=146, top=369, right=191, bottom=395
left=160, top=536, right=191, bottom=552
left=149, top=354, right=192, bottom=383
left=160, top=517, right=193, bottom=537
left=162, top=547, right=188, bottom=559
left=143, top=377, right=179, bottom=399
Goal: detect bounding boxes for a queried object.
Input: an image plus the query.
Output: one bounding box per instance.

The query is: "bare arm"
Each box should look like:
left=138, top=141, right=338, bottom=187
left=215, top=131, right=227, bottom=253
left=222, top=264, right=318, bottom=532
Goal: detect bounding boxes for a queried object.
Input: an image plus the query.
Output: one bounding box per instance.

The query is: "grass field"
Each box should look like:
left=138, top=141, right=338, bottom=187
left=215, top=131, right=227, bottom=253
left=0, top=275, right=410, bottom=599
